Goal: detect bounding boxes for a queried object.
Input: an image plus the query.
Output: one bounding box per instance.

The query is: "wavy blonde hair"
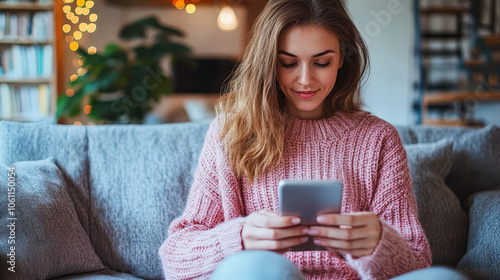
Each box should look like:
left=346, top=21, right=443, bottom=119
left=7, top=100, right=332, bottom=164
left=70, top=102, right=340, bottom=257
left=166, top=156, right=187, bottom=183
left=216, top=0, right=369, bottom=183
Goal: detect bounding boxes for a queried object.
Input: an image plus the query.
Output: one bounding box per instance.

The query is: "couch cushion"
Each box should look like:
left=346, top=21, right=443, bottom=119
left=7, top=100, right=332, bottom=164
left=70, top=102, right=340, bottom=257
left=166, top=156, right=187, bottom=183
left=457, top=190, right=500, bottom=280
left=397, top=125, right=500, bottom=202
left=85, top=120, right=211, bottom=279
left=404, top=140, right=468, bottom=266
left=0, top=121, right=91, bottom=236
left=0, top=158, right=105, bottom=280
left=52, top=268, right=143, bottom=279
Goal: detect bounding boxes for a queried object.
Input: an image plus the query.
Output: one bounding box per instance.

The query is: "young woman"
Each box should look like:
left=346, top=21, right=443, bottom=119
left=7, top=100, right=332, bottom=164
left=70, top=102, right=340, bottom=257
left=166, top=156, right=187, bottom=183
left=159, top=0, right=468, bottom=279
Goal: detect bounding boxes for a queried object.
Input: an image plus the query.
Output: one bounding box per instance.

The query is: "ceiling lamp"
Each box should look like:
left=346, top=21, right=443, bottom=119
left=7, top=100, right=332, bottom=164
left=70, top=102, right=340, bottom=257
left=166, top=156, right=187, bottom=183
left=217, top=5, right=238, bottom=31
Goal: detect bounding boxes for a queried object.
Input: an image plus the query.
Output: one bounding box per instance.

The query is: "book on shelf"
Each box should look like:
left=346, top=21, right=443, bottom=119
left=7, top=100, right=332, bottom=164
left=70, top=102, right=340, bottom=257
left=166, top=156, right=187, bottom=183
left=1, top=0, right=51, bottom=5
left=0, top=44, right=52, bottom=79
left=0, top=11, right=53, bottom=41
left=0, top=83, right=51, bottom=121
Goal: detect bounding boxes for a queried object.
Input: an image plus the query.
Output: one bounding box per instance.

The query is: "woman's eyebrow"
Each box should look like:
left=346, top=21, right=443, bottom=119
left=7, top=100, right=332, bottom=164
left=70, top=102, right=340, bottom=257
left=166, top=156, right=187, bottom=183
left=278, top=50, right=335, bottom=58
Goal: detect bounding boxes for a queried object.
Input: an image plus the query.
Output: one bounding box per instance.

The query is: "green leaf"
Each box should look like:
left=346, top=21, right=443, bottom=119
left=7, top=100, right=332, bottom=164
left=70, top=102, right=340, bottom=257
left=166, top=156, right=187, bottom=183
left=119, top=16, right=184, bottom=40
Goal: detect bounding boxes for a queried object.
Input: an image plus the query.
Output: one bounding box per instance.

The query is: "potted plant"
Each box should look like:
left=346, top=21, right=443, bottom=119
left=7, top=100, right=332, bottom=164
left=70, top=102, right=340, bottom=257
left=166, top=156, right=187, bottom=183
left=56, top=16, right=192, bottom=124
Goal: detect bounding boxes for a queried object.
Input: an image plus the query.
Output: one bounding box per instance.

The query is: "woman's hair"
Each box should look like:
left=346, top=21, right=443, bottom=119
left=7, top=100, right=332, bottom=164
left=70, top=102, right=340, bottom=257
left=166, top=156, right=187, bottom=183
left=216, top=0, right=369, bottom=183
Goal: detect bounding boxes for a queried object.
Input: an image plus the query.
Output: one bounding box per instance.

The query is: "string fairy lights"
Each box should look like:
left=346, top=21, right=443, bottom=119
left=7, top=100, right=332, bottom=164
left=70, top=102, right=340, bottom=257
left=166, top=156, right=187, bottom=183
left=61, top=0, right=99, bottom=124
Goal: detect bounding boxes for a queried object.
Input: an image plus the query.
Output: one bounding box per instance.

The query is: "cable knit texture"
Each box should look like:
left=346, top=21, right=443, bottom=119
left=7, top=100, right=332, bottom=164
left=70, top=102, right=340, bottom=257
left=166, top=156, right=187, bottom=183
left=159, top=111, right=432, bottom=280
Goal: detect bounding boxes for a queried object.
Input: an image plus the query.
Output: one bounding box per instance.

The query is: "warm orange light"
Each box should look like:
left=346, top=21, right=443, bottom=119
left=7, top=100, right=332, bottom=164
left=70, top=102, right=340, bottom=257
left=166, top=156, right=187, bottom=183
left=87, top=122, right=95, bottom=125
left=63, top=5, right=71, bottom=13
left=77, top=68, right=87, bottom=76
left=79, top=22, right=88, bottom=32
left=66, top=12, right=74, bottom=20
left=76, top=0, right=85, bottom=7
left=66, top=89, right=75, bottom=97
left=71, top=16, right=79, bottom=24
left=82, top=8, right=90, bottom=15
left=85, top=1, right=94, bottom=8
left=73, top=121, right=82, bottom=125
left=88, top=46, right=97, bottom=55
left=70, top=74, right=78, bottom=82
left=65, top=35, right=74, bottom=43
left=186, top=4, right=196, bottom=14
left=84, top=105, right=92, bottom=115
left=62, top=24, right=71, bottom=33
left=73, top=31, right=82, bottom=40
left=70, top=41, right=79, bottom=51
left=175, top=0, right=185, bottom=9
left=87, top=23, right=97, bottom=33
left=78, top=58, right=84, bottom=65
left=75, top=7, right=82, bottom=15
left=89, top=13, right=98, bottom=22
left=72, top=59, right=80, bottom=68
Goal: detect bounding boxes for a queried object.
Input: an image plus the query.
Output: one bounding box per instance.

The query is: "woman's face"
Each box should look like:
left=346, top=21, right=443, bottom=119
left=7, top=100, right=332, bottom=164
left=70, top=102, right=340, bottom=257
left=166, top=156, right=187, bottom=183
left=277, top=25, right=343, bottom=119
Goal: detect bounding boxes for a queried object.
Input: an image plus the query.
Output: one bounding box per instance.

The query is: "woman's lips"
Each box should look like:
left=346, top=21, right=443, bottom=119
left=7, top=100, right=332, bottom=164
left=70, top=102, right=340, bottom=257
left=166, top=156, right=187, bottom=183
left=295, top=90, right=319, bottom=99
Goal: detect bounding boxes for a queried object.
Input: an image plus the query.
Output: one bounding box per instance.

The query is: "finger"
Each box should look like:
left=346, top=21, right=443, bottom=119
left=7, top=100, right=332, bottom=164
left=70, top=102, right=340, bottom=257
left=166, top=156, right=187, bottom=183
left=312, top=237, right=379, bottom=251
left=316, top=212, right=377, bottom=227
left=249, top=236, right=309, bottom=251
left=308, top=225, right=380, bottom=240
left=243, top=226, right=308, bottom=240
left=250, top=211, right=301, bottom=228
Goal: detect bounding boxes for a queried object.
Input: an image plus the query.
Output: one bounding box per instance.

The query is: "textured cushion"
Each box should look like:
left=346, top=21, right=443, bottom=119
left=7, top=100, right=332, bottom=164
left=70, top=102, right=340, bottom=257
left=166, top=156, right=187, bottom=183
left=52, top=268, right=144, bottom=279
left=404, top=140, right=468, bottom=265
left=397, top=125, right=500, bottom=201
left=457, top=190, right=500, bottom=280
left=0, top=158, right=105, bottom=280
left=0, top=121, right=91, bottom=236
left=85, top=120, right=211, bottom=279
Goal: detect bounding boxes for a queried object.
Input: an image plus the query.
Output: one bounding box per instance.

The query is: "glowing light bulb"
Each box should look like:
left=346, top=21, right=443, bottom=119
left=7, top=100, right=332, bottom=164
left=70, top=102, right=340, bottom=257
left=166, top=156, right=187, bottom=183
left=75, top=7, right=82, bottom=15
left=73, top=121, right=82, bottom=125
left=88, top=46, right=97, bottom=55
left=79, top=22, right=88, bottom=32
left=73, top=31, right=82, bottom=40
left=186, top=4, right=196, bottom=14
left=76, top=0, right=85, bottom=7
left=70, top=74, right=78, bottom=82
left=62, top=24, right=71, bottom=33
left=84, top=105, right=92, bottom=115
left=85, top=1, right=94, bottom=8
left=87, top=23, right=97, bottom=33
left=217, top=6, right=238, bottom=31
left=71, top=16, right=79, bottom=24
left=66, top=89, right=75, bottom=97
left=70, top=41, right=79, bottom=51
left=63, top=5, right=71, bottom=13
left=89, top=13, right=98, bottom=22
left=82, top=8, right=90, bottom=15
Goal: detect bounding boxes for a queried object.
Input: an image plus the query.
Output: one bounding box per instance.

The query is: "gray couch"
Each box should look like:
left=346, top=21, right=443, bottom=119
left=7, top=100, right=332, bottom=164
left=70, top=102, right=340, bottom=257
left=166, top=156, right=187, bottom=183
left=0, top=119, right=498, bottom=280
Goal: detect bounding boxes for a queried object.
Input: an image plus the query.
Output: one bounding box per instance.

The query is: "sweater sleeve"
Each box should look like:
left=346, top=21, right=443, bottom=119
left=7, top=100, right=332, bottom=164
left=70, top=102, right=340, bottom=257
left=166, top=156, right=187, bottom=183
left=158, top=119, right=246, bottom=280
left=346, top=125, right=432, bottom=280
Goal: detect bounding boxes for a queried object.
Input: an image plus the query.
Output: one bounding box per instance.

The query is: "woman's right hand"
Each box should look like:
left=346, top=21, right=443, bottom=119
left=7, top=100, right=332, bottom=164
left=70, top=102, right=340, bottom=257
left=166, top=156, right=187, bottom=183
left=242, top=209, right=309, bottom=254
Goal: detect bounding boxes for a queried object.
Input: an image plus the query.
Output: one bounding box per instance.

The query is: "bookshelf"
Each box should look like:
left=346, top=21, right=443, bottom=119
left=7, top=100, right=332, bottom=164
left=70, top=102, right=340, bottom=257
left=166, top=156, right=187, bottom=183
left=0, top=0, right=58, bottom=123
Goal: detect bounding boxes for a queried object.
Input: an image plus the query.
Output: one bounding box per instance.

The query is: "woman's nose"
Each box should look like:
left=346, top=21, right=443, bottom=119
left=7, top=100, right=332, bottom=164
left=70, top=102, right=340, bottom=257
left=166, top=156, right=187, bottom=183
left=298, top=66, right=313, bottom=86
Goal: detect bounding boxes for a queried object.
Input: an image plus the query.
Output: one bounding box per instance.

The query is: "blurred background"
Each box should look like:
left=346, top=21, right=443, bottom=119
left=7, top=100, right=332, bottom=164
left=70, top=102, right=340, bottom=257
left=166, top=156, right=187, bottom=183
left=0, top=0, right=498, bottom=127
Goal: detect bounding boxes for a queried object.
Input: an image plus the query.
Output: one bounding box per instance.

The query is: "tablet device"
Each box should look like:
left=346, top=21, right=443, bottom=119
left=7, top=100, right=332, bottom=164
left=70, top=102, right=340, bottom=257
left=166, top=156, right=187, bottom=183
left=278, top=179, right=343, bottom=251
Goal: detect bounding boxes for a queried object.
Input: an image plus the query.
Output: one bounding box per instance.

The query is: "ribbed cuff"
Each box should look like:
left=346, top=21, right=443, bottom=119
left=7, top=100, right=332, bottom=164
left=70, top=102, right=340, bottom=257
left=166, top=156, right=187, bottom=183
left=216, top=216, right=247, bottom=258
left=346, top=220, right=411, bottom=280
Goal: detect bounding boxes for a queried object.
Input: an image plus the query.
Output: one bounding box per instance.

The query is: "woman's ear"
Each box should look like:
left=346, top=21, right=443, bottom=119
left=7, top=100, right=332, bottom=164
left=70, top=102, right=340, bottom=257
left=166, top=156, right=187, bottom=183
left=339, top=55, right=344, bottom=69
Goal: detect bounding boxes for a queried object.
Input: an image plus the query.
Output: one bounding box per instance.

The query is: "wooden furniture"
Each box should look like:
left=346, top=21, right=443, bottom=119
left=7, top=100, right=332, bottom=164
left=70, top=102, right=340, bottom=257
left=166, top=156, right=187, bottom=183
left=0, top=0, right=61, bottom=123
left=415, top=0, right=500, bottom=126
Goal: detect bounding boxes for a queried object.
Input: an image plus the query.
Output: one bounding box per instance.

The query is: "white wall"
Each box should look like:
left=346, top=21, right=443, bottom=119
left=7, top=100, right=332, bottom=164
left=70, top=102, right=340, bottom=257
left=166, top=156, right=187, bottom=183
left=345, top=0, right=415, bottom=126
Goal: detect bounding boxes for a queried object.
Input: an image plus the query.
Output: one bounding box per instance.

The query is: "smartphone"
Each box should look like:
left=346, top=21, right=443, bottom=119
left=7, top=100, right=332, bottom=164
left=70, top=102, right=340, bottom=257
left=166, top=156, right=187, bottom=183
left=278, top=179, right=343, bottom=251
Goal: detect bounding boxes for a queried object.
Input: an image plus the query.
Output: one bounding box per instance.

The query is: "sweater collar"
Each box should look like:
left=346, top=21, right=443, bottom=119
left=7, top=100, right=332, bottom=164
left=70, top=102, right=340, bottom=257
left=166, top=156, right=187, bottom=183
left=284, top=111, right=370, bottom=143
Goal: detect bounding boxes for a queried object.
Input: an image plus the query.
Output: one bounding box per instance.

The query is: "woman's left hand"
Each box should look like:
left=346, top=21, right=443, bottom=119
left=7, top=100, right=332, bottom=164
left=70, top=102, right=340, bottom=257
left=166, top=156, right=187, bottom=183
left=308, top=212, right=382, bottom=258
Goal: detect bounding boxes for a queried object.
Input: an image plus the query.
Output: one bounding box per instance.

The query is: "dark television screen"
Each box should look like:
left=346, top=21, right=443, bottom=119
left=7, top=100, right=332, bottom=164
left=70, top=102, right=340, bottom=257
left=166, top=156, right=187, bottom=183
left=172, top=58, right=238, bottom=94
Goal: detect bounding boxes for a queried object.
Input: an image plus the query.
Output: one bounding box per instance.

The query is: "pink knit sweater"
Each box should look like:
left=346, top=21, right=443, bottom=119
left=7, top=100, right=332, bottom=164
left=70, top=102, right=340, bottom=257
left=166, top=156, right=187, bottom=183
left=159, top=111, right=432, bottom=280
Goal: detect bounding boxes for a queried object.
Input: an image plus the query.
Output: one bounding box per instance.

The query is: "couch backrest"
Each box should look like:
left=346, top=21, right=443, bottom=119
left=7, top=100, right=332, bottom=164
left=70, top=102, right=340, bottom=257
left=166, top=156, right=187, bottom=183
left=0, top=119, right=211, bottom=280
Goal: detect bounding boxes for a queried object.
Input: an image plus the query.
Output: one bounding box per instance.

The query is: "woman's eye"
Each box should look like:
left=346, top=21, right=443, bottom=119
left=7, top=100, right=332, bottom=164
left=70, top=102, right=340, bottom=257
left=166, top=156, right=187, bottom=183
left=315, top=62, right=331, bottom=68
left=280, top=62, right=296, bottom=68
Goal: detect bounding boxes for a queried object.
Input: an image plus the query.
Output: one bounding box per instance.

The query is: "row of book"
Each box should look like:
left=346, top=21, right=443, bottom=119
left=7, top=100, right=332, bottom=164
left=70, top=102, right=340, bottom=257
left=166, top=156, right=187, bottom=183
left=0, top=0, right=51, bottom=4
left=0, top=44, right=53, bottom=78
left=0, top=11, right=53, bottom=41
left=0, top=83, right=51, bottom=120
